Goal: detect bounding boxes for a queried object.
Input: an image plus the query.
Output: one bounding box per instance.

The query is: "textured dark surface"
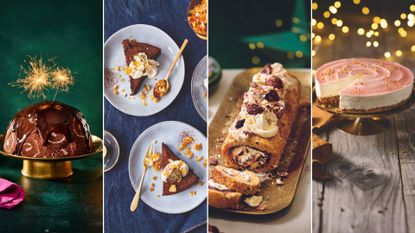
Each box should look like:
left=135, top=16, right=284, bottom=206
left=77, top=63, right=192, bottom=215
left=0, top=0, right=103, bottom=232
left=104, top=0, right=207, bottom=232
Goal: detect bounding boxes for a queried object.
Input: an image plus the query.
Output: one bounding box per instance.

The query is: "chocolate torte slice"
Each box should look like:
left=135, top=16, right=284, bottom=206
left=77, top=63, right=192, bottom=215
left=122, top=39, right=161, bottom=95
left=161, top=143, right=199, bottom=195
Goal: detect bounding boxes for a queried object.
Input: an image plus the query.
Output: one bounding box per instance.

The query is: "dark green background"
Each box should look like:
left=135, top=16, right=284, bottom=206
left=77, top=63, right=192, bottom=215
left=0, top=0, right=103, bottom=232
left=209, top=0, right=310, bottom=68
left=0, top=0, right=102, bottom=135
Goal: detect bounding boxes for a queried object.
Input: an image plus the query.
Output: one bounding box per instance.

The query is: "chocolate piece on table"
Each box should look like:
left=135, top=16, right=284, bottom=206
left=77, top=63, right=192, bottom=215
left=312, top=133, right=333, bottom=164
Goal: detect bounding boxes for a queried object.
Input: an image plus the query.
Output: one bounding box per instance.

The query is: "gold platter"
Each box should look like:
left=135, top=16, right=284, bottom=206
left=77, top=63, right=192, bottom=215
left=209, top=68, right=311, bottom=215
left=313, top=87, right=415, bottom=135
left=0, top=135, right=103, bottom=179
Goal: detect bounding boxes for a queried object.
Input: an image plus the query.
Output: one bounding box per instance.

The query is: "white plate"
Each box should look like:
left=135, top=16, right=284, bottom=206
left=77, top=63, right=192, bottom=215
left=191, top=55, right=207, bottom=121
left=128, top=121, right=207, bottom=214
left=104, top=24, right=185, bottom=116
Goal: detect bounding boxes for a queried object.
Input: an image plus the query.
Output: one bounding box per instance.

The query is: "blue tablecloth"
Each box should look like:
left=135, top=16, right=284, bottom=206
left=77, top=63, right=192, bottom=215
left=104, top=0, right=207, bottom=232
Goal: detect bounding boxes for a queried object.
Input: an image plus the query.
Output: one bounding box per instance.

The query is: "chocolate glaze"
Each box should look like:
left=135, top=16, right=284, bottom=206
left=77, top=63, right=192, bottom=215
left=3, top=101, right=93, bottom=158
left=122, top=39, right=161, bottom=95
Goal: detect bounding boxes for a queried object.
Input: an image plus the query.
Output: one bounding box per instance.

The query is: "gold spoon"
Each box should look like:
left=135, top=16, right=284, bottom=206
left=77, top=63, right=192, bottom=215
left=130, top=141, right=154, bottom=212
left=153, top=39, right=189, bottom=99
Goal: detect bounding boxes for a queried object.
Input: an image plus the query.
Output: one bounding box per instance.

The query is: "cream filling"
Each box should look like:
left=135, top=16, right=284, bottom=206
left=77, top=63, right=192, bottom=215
left=315, top=75, right=362, bottom=98
left=208, top=179, right=230, bottom=191
left=340, top=84, right=413, bottom=110
left=244, top=110, right=278, bottom=138
left=231, top=146, right=268, bottom=169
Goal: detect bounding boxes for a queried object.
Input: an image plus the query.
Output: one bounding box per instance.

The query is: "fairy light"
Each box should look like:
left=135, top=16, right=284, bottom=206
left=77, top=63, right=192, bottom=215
left=408, top=20, right=415, bottom=27
left=312, top=2, right=318, bottom=10
left=342, top=26, right=349, bottom=33
left=314, top=35, right=322, bottom=44
left=373, top=41, right=379, bottom=47
left=251, top=56, right=260, bottom=64
left=366, top=41, right=372, bottom=47
left=248, top=43, right=256, bottom=50
left=374, top=31, right=379, bottom=36
left=384, top=52, right=391, bottom=58
left=353, top=0, right=361, bottom=5
left=329, top=6, right=337, bottom=14
left=275, top=19, right=283, bottom=27
left=336, top=19, right=343, bottom=27
left=373, top=16, right=381, bottom=24
left=401, top=13, right=407, bottom=19
left=312, top=50, right=316, bottom=56
left=256, top=42, right=264, bottom=49
left=371, top=23, right=379, bottom=30
left=395, top=50, right=403, bottom=57
left=328, top=33, right=336, bottom=40
left=334, top=1, right=341, bottom=8
left=292, top=17, right=300, bottom=24
left=380, top=19, right=388, bottom=28
left=311, top=19, right=317, bottom=26
left=357, top=28, right=365, bottom=35
left=317, top=22, right=324, bottom=29
left=394, top=20, right=401, bottom=27
left=295, top=51, right=304, bottom=58
left=299, top=34, right=307, bottom=42
left=411, top=45, right=415, bottom=52
left=323, top=11, right=331, bottom=18
left=362, top=7, right=370, bottom=15
left=311, top=32, right=315, bottom=39
left=331, top=18, right=338, bottom=25
left=408, top=13, right=414, bottom=20
left=411, top=5, right=415, bottom=12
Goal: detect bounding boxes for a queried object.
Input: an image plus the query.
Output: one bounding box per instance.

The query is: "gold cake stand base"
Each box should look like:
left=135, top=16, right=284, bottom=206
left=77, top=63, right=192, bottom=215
left=1, top=135, right=103, bottom=180
left=337, top=117, right=390, bottom=136
left=21, top=160, right=73, bottom=179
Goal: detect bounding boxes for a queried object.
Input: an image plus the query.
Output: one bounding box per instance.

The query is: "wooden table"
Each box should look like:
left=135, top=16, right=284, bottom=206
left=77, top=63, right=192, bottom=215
left=312, top=1, right=415, bottom=231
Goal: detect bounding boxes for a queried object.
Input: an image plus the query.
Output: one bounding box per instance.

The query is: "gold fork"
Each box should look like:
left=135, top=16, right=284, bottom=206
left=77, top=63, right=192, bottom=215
left=130, top=141, right=155, bottom=212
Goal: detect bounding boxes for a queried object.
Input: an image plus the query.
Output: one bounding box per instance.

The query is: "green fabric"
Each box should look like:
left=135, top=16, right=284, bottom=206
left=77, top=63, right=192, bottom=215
left=0, top=0, right=103, bottom=135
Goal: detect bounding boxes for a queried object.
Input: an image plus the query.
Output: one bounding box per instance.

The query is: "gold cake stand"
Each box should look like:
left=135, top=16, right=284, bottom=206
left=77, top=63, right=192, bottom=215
left=314, top=89, right=415, bottom=136
left=0, top=135, right=103, bottom=179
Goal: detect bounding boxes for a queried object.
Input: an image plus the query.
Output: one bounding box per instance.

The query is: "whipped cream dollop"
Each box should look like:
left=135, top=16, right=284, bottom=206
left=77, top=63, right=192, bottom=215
left=161, top=160, right=189, bottom=182
left=125, top=52, right=159, bottom=79
left=244, top=110, right=279, bottom=138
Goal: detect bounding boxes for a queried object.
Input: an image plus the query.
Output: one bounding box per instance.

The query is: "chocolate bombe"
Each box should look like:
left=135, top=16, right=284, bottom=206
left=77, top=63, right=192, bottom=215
left=3, top=101, right=93, bottom=158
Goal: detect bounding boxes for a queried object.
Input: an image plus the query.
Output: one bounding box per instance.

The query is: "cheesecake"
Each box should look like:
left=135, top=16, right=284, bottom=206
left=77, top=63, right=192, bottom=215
left=315, top=58, right=414, bottom=112
left=122, top=39, right=161, bottom=95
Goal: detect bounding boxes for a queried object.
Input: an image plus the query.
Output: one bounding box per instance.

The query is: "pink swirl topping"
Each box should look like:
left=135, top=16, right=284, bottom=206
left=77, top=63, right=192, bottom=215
left=316, top=58, right=414, bottom=96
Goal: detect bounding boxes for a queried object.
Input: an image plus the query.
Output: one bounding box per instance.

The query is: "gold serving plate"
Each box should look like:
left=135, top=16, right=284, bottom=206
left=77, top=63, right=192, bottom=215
left=0, top=135, right=103, bottom=179
left=209, top=68, right=311, bottom=215
left=313, top=87, right=415, bottom=135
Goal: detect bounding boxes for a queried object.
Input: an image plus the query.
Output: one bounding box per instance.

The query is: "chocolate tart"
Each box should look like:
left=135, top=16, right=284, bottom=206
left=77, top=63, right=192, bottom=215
left=161, top=143, right=199, bottom=195
left=122, top=39, right=161, bottom=95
